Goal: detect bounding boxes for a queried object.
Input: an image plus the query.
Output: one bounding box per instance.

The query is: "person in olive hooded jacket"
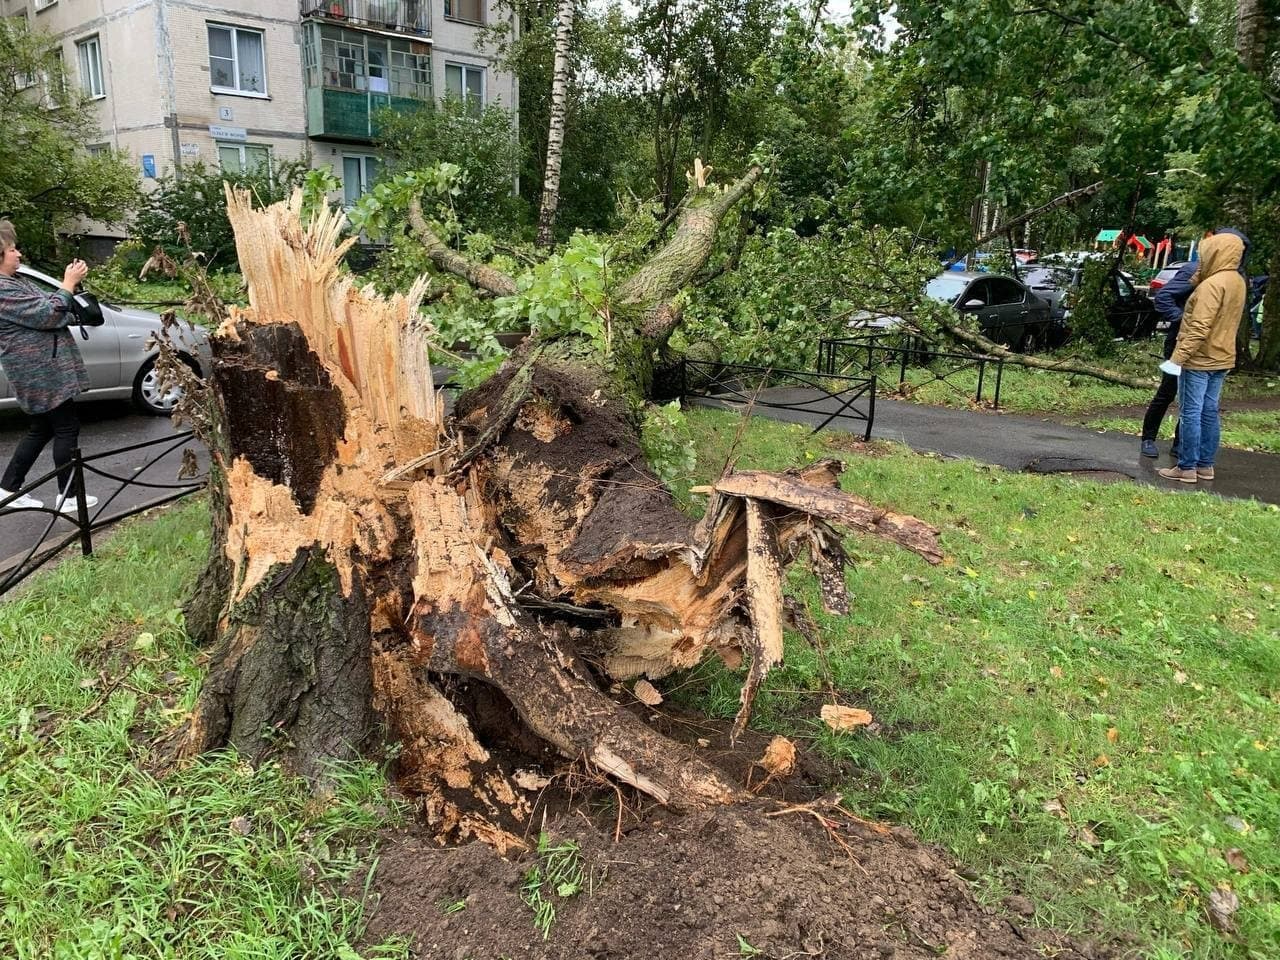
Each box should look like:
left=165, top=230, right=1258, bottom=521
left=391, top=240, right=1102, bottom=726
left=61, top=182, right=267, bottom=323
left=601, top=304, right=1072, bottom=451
left=1156, top=231, right=1247, bottom=484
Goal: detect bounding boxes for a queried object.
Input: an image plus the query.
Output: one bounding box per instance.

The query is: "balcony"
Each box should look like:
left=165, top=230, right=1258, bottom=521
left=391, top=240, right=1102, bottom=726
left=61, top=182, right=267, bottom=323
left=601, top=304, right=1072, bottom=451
left=305, top=87, right=427, bottom=141
left=301, top=0, right=431, bottom=37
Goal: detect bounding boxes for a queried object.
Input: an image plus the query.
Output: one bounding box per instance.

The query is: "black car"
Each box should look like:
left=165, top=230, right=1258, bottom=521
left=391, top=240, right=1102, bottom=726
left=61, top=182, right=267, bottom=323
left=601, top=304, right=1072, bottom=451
left=925, top=272, right=1055, bottom=351
left=1023, top=264, right=1158, bottom=340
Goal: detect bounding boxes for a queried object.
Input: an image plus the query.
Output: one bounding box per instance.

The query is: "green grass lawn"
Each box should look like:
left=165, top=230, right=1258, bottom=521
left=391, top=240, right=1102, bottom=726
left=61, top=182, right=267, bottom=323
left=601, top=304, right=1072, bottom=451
left=897, top=348, right=1276, bottom=414
left=675, top=409, right=1280, bottom=960
left=4, top=421, right=1278, bottom=959
left=0, top=500, right=406, bottom=960
left=1086, top=409, right=1280, bottom=455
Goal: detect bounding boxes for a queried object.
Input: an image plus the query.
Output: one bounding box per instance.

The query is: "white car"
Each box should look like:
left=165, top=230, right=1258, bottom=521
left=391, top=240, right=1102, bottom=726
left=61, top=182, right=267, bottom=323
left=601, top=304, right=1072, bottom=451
left=0, top=264, right=213, bottom=415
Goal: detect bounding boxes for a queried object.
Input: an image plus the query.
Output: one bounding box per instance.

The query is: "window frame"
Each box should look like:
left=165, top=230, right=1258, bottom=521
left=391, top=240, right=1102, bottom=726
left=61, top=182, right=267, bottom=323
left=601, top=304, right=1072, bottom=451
left=444, top=61, right=484, bottom=109
left=443, top=0, right=485, bottom=25
left=207, top=23, right=269, bottom=98
left=989, top=278, right=1026, bottom=306
left=33, top=0, right=56, bottom=11
left=76, top=34, right=105, bottom=99
left=217, top=142, right=273, bottom=177
left=306, top=25, right=431, bottom=101
left=342, top=153, right=382, bottom=208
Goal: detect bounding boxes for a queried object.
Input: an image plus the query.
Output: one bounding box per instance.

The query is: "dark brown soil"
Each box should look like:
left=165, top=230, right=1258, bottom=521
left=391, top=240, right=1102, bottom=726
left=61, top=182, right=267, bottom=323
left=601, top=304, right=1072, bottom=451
left=359, top=801, right=1102, bottom=960
left=357, top=717, right=1105, bottom=960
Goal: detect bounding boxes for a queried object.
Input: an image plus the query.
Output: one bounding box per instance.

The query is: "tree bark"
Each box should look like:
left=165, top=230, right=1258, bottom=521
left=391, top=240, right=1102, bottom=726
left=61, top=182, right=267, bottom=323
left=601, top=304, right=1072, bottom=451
left=1236, top=0, right=1271, bottom=77
left=1260, top=246, right=1280, bottom=370
left=535, top=0, right=576, bottom=247
left=934, top=315, right=1156, bottom=389
left=185, top=178, right=941, bottom=843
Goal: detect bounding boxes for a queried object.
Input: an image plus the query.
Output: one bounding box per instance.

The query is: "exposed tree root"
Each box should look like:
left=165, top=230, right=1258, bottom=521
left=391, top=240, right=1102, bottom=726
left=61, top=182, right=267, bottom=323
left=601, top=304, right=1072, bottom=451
left=186, top=181, right=943, bottom=842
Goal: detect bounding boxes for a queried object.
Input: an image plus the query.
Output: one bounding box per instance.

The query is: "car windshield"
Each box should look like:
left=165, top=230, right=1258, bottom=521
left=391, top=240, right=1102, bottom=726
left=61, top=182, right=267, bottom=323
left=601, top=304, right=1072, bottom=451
left=924, top=276, right=970, bottom=303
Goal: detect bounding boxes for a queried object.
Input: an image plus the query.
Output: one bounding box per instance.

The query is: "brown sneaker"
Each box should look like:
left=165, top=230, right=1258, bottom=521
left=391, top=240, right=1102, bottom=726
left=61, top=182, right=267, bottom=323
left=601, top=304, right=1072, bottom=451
left=1196, top=467, right=1215, bottom=480
left=1157, top=466, right=1198, bottom=484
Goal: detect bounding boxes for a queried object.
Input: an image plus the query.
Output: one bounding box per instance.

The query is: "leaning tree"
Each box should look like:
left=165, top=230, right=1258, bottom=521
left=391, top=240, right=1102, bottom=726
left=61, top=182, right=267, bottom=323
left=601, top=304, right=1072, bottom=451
left=177, top=167, right=942, bottom=848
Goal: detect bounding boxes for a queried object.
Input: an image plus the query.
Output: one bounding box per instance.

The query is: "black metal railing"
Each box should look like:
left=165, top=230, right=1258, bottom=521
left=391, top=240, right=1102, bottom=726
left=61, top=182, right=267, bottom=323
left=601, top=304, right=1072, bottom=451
left=818, top=334, right=1006, bottom=409
left=0, top=432, right=206, bottom=597
left=301, top=0, right=431, bottom=35
left=680, top=359, right=875, bottom=439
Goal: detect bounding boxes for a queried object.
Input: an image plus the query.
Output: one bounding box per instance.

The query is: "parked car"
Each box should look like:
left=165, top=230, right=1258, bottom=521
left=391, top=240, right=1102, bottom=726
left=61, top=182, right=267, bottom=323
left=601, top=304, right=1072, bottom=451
left=1149, top=261, right=1189, bottom=293
left=1023, top=264, right=1158, bottom=340
left=925, top=272, right=1054, bottom=350
left=852, top=272, right=1054, bottom=351
left=0, top=264, right=212, bottom=415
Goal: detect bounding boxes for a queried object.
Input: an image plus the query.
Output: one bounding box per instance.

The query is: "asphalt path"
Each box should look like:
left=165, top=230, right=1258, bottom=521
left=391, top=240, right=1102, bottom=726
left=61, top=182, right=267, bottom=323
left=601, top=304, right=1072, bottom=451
left=691, top=388, right=1280, bottom=505
left=0, top=401, right=207, bottom=584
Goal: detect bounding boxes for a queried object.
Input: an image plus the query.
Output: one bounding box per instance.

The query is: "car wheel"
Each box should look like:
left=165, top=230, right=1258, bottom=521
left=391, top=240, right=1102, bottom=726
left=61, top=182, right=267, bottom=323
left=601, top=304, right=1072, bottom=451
left=131, top=354, right=196, bottom=416
left=1016, top=329, right=1038, bottom=353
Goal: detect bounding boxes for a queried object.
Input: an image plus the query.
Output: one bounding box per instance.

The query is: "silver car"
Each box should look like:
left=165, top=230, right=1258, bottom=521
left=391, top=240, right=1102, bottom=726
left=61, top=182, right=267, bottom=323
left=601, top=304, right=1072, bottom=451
left=0, top=264, right=213, bottom=415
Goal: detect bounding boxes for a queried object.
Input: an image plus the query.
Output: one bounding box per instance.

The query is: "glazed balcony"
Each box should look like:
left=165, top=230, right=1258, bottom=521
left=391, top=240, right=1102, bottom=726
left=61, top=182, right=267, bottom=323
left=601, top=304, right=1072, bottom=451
left=301, top=0, right=431, bottom=37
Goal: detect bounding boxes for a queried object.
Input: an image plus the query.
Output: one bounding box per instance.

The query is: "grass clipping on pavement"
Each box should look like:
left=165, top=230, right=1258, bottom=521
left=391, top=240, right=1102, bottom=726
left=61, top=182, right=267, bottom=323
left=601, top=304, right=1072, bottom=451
left=2, top=417, right=1278, bottom=958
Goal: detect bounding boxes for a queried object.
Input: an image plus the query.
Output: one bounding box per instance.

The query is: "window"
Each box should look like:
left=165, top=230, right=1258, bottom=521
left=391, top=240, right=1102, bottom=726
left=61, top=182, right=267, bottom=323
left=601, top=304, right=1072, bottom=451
left=76, top=35, right=104, bottom=98
left=87, top=143, right=110, bottom=156
left=305, top=25, right=431, bottom=100
left=342, top=154, right=381, bottom=206
left=34, top=0, right=56, bottom=10
left=444, top=62, right=483, bottom=109
left=988, top=278, right=1025, bottom=305
left=960, top=279, right=989, bottom=307
left=444, top=0, right=483, bottom=23
left=208, top=24, right=266, bottom=95
left=218, top=143, right=271, bottom=175
left=40, top=48, right=65, bottom=107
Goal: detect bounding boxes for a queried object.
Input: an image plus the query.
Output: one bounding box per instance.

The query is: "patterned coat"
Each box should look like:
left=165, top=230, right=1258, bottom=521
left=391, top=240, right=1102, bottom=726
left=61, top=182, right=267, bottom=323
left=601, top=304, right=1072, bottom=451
left=0, top=273, right=89, bottom=414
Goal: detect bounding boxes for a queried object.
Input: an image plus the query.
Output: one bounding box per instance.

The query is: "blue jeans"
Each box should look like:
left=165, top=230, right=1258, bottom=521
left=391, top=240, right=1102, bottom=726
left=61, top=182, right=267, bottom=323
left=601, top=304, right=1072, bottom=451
left=1177, top=370, right=1227, bottom=470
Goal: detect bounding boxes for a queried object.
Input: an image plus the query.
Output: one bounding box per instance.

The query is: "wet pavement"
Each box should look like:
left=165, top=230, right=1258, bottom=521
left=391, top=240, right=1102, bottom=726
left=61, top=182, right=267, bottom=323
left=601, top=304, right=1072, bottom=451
left=0, top=402, right=207, bottom=586
left=691, top=388, right=1280, bottom=506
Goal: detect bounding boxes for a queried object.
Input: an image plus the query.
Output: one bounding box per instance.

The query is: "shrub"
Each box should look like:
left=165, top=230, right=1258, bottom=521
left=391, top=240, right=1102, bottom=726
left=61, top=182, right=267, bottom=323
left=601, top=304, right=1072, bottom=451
left=133, top=158, right=313, bottom=270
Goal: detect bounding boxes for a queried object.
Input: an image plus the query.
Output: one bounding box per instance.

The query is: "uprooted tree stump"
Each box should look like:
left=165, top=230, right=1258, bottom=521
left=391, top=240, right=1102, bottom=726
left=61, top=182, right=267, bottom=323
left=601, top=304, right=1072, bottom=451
left=181, top=176, right=942, bottom=849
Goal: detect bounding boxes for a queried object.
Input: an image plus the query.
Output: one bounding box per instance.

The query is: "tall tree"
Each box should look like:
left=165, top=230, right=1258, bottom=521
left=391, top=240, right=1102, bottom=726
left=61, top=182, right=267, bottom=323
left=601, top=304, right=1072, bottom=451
left=535, top=0, right=577, bottom=245
left=0, top=19, right=138, bottom=256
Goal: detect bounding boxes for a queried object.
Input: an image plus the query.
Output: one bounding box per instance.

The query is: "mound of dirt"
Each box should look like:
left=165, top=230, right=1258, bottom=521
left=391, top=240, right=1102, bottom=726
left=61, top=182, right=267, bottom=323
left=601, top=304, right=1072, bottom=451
left=360, top=802, right=1103, bottom=960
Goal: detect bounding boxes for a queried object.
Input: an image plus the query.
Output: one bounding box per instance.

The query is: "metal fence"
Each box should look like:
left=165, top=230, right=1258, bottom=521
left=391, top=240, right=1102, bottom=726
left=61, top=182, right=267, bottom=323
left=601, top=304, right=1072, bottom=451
left=818, top=334, right=1006, bottom=409
left=680, top=359, right=876, bottom=439
left=0, top=432, right=206, bottom=597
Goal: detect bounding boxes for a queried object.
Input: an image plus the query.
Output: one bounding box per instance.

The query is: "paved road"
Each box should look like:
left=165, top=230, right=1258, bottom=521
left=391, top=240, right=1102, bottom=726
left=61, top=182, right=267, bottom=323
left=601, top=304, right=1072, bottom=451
left=0, top=402, right=207, bottom=583
left=692, top=388, right=1280, bottom=505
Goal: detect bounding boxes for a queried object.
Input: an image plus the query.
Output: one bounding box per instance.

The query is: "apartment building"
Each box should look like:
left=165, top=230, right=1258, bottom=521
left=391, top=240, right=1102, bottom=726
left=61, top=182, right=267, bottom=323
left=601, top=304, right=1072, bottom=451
left=4, top=0, right=515, bottom=239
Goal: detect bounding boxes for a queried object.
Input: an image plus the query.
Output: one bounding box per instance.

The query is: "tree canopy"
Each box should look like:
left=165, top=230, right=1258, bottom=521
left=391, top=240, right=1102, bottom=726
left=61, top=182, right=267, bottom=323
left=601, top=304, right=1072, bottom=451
left=0, top=18, right=138, bottom=259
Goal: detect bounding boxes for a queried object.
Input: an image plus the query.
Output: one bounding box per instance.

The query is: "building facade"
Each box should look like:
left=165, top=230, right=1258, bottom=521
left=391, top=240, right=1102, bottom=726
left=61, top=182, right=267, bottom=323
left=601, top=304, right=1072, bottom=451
left=4, top=0, right=515, bottom=234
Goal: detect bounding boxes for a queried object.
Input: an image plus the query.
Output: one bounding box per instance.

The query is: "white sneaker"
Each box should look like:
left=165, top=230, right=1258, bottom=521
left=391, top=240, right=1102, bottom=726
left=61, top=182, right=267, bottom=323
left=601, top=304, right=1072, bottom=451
left=57, top=493, right=99, bottom=514
left=0, top=487, right=44, bottom=509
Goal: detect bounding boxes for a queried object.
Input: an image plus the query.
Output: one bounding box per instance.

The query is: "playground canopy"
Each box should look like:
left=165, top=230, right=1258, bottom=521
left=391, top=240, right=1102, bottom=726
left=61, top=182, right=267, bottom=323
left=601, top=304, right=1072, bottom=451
left=1095, top=229, right=1155, bottom=252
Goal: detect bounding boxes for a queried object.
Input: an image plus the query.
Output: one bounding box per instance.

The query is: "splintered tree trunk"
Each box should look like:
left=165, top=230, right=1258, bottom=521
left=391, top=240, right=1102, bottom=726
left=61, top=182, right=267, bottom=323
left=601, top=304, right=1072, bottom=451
left=185, top=179, right=942, bottom=846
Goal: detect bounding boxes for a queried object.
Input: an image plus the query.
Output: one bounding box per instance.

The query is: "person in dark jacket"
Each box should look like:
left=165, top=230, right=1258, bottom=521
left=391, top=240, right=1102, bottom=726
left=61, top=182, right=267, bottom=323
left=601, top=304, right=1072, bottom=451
left=1140, top=259, right=1198, bottom=457
left=0, top=220, right=98, bottom=512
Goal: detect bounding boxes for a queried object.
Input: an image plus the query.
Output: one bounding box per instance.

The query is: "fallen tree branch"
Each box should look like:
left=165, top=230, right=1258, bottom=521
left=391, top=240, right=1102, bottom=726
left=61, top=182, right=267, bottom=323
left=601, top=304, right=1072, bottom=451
left=934, top=317, right=1156, bottom=389
left=408, top=198, right=518, bottom=297
left=615, top=164, right=763, bottom=310
left=946, top=180, right=1105, bottom=268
